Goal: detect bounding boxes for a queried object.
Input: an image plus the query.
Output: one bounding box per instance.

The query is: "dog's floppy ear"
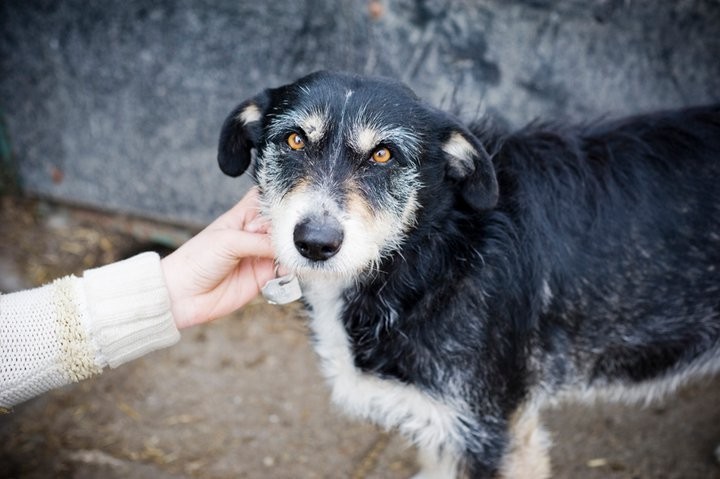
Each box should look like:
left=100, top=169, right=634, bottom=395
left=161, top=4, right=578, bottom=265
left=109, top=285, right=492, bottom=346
left=217, top=91, right=270, bottom=177
left=440, top=121, right=499, bottom=211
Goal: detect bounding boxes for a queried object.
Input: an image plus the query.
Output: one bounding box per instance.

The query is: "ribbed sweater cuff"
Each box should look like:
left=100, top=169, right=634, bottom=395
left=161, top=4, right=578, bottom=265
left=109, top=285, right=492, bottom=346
left=81, top=252, right=180, bottom=368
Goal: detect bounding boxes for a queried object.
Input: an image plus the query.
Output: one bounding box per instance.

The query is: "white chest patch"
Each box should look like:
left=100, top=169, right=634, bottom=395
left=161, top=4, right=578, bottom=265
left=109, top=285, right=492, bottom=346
left=302, top=280, right=469, bottom=453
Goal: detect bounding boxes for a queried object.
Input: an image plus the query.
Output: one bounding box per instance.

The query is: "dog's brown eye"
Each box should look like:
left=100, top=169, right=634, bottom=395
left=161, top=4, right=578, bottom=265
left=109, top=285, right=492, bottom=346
left=287, top=133, right=305, bottom=150
left=371, top=147, right=392, bottom=164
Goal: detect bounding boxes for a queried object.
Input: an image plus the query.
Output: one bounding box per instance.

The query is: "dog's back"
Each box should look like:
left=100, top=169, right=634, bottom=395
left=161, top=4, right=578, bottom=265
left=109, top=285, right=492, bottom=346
left=490, top=105, right=720, bottom=399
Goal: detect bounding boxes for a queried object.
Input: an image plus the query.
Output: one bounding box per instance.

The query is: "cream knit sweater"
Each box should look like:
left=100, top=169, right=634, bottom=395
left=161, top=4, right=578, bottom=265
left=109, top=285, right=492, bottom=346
left=0, top=252, right=180, bottom=409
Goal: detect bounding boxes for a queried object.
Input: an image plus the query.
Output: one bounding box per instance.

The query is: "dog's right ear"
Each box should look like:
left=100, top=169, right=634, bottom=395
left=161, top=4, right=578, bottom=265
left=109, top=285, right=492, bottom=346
left=217, top=91, right=270, bottom=177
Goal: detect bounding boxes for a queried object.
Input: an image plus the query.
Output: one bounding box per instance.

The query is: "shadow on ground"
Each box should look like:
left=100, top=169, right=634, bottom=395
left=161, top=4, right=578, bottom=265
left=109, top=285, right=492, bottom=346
left=1, top=196, right=719, bottom=479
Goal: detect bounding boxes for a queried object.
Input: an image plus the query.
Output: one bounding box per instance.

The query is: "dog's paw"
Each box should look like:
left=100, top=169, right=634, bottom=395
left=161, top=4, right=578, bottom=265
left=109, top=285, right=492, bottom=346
left=714, top=443, right=720, bottom=465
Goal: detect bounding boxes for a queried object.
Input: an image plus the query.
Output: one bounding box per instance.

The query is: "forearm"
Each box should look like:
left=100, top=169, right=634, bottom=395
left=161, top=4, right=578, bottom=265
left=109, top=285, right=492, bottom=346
left=0, top=253, right=180, bottom=409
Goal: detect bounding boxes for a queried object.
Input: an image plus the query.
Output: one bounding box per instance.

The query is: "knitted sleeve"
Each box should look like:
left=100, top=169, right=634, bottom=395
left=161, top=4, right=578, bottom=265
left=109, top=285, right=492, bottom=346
left=0, top=252, right=180, bottom=409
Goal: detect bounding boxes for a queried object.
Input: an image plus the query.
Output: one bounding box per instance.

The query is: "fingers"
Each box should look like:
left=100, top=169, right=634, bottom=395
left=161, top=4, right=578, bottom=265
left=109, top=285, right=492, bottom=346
left=244, top=215, right=271, bottom=234
left=232, top=187, right=264, bottom=227
left=213, top=187, right=265, bottom=230
left=219, top=229, right=275, bottom=261
left=252, top=257, right=278, bottom=291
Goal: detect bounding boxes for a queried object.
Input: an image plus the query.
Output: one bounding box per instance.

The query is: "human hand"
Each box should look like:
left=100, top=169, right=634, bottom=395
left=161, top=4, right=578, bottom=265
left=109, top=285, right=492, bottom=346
left=161, top=188, right=276, bottom=329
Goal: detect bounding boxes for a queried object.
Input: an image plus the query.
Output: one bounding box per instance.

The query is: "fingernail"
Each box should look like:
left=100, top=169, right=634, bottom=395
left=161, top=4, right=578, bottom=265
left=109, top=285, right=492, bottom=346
left=245, top=217, right=269, bottom=233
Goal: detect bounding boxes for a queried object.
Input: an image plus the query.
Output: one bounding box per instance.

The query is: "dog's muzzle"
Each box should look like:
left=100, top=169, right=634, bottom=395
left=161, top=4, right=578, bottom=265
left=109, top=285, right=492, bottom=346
left=293, top=214, right=344, bottom=262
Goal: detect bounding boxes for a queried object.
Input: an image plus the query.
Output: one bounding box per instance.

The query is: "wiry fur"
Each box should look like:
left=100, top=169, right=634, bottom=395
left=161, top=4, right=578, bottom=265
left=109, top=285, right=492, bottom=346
left=217, top=71, right=720, bottom=478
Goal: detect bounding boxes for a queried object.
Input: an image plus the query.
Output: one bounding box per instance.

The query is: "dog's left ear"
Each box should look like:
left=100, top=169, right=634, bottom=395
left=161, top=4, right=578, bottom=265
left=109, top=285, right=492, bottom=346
left=440, top=122, right=499, bottom=211
left=217, top=90, right=270, bottom=177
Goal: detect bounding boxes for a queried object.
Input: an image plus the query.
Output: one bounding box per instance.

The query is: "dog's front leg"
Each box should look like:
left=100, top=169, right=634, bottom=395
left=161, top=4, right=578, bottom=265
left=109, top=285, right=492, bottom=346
left=497, top=405, right=552, bottom=479
left=412, top=446, right=461, bottom=479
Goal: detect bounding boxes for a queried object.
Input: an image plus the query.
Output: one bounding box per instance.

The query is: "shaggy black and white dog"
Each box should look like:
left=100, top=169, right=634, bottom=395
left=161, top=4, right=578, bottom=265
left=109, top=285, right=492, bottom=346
left=217, top=71, right=720, bottom=478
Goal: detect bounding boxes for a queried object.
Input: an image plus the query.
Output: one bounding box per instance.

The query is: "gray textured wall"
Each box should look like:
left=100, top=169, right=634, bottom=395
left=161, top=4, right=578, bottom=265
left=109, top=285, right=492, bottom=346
left=2, top=0, right=719, bottom=225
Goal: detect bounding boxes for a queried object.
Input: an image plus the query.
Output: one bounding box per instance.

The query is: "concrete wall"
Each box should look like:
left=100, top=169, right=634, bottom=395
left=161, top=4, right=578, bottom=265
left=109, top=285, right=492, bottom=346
left=2, top=0, right=719, bottom=225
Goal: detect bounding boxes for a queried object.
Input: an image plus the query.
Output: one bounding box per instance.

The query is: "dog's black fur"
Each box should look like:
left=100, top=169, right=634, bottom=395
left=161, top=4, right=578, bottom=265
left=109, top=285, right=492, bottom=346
left=217, top=71, right=720, bottom=478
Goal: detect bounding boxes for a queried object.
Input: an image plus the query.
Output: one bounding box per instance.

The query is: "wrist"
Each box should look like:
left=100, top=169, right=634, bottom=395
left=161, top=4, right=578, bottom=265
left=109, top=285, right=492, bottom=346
left=160, top=253, right=196, bottom=329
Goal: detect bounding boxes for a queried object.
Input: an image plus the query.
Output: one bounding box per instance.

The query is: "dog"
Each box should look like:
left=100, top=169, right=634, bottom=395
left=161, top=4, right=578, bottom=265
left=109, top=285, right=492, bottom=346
left=216, top=71, right=720, bottom=478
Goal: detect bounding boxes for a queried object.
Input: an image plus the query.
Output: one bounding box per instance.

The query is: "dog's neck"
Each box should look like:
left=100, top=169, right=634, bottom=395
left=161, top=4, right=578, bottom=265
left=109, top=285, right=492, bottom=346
left=299, top=196, right=539, bottom=386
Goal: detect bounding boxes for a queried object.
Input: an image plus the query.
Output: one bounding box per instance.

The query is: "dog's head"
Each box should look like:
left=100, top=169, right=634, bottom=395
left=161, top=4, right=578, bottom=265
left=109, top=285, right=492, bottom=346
left=218, top=71, right=498, bottom=280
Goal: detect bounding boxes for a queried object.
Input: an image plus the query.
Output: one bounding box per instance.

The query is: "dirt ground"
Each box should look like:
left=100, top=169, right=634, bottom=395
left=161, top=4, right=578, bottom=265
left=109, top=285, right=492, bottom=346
left=1, top=195, right=719, bottom=479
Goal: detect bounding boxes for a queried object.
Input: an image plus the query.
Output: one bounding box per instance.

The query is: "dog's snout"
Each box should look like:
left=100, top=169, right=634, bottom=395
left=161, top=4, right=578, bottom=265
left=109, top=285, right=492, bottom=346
left=293, top=215, right=344, bottom=262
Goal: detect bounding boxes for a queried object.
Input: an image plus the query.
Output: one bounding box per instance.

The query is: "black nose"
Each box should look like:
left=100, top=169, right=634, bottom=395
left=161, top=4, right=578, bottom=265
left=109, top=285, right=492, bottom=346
left=293, top=214, right=344, bottom=261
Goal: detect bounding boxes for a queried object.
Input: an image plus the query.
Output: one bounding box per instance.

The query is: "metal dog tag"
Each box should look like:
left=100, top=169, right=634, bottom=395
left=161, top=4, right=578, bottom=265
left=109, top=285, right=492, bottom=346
left=261, top=274, right=302, bottom=305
